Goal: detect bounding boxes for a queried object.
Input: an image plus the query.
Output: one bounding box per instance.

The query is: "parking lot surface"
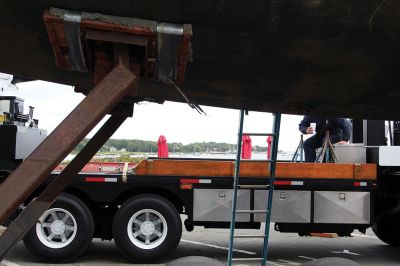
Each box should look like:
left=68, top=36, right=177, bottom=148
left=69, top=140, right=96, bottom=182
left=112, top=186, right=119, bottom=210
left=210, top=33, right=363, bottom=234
left=3, top=224, right=400, bottom=266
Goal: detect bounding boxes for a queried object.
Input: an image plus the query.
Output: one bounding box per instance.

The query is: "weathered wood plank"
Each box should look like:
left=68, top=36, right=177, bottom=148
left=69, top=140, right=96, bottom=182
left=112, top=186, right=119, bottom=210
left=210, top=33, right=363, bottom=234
left=134, top=159, right=376, bottom=180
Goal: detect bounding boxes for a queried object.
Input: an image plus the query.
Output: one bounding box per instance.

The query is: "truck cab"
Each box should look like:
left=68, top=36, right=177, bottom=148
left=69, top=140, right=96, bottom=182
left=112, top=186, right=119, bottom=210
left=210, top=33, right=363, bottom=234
left=0, top=75, right=47, bottom=176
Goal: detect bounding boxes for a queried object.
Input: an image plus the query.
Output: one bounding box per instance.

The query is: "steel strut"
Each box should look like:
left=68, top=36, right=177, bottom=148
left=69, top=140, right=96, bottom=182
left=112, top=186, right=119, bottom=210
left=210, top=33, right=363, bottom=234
left=0, top=45, right=137, bottom=261
left=0, top=114, right=129, bottom=260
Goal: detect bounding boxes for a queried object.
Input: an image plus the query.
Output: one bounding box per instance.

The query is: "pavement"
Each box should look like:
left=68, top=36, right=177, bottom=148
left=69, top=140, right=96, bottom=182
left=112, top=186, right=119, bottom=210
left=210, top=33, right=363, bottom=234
left=2, top=224, right=400, bottom=266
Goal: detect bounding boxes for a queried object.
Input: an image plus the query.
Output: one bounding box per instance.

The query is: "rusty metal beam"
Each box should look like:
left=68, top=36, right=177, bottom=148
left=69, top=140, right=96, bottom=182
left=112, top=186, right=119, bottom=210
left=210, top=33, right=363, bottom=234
left=0, top=63, right=137, bottom=225
left=41, top=114, right=129, bottom=202
left=0, top=113, right=129, bottom=260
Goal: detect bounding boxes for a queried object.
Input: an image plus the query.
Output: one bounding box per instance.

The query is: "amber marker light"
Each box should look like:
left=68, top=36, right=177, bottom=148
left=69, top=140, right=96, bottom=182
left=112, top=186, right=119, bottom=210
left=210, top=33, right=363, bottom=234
left=180, top=184, right=193, bottom=190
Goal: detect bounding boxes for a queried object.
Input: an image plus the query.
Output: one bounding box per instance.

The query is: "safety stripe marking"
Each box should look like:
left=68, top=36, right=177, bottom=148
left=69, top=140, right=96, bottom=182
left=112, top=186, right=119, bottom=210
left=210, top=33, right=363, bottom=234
left=274, top=181, right=303, bottom=186
left=180, top=179, right=212, bottom=184
left=291, top=181, right=304, bottom=186
left=354, top=181, right=368, bottom=187
left=274, top=181, right=291, bottom=185
left=85, top=177, right=118, bottom=183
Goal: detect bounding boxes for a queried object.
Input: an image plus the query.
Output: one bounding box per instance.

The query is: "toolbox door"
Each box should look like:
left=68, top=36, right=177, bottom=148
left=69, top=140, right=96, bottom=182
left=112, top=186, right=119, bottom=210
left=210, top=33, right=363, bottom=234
left=193, top=189, right=250, bottom=222
left=314, top=191, right=370, bottom=224
left=254, top=190, right=311, bottom=223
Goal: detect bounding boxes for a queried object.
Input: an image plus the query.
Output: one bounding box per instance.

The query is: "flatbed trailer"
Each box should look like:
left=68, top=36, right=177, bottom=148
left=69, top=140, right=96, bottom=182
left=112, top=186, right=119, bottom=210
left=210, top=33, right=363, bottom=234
left=0, top=157, right=378, bottom=262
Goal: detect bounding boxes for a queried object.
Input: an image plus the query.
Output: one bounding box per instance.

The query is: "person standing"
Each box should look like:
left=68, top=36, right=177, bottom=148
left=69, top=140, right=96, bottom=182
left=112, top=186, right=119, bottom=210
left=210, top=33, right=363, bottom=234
left=299, top=116, right=352, bottom=162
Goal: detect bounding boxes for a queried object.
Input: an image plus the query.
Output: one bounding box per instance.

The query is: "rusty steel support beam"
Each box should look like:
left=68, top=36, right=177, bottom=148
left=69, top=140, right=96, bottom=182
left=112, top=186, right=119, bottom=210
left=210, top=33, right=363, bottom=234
left=0, top=63, right=136, bottom=225
left=0, top=113, right=129, bottom=260
left=39, top=114, right=130, bottom=202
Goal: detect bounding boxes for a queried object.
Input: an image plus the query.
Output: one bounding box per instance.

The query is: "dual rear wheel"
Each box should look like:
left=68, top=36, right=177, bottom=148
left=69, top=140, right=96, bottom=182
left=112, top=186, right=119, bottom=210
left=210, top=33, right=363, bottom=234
left=23, top=193, right=181, bottom=263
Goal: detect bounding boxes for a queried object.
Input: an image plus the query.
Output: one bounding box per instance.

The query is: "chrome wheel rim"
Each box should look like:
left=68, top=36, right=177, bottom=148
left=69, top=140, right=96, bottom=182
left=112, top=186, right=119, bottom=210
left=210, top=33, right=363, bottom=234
left=127, top=209, right=167, bottom=249
left=36, top=208, right=77, bottom=249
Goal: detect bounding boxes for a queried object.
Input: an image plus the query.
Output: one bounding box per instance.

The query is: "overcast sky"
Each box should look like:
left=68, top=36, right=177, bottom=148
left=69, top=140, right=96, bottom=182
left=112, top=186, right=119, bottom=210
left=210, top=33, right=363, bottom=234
left=16, top=81, right=305, bottom=151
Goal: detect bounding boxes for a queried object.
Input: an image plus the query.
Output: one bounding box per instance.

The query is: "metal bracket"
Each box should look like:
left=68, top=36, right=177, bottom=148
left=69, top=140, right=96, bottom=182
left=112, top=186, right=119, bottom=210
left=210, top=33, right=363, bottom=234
left=156, top=23, right=184, bottom=82
left=147, top=159, right=154, bottom=175
left=354, top=164, right=362, bottom=179
left=64, top=10, right=87, bottom=71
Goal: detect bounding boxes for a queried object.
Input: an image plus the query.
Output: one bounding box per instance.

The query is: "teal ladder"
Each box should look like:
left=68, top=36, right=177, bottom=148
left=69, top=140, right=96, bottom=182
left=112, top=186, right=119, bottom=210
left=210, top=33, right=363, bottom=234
left=227, top=110, right=282, bottom=266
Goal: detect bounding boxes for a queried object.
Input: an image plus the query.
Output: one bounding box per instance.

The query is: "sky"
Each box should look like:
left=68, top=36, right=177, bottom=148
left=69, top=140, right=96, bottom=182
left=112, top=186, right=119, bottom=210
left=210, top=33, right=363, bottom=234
left=16, top=81, right=305, bottom=152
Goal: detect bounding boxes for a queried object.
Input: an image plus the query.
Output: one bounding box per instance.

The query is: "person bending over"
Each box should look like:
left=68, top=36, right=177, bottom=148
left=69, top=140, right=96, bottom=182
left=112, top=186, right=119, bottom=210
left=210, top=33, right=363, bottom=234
left=299, top=116, right=352, bottom=162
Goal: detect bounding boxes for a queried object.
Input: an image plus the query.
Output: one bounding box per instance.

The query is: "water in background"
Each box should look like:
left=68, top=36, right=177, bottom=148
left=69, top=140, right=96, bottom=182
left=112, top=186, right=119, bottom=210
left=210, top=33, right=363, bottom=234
left=168, top=151, right=294, bottom=161
left=66, top=151, right=296, bottom=162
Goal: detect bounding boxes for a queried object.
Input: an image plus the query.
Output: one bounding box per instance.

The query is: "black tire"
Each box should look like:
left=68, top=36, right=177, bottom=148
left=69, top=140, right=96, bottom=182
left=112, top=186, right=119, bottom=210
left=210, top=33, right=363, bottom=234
left=23, top=193, right=94, bottom=262
left=113, top=194, right=182, bottom=262
left=373, top=213, right=400, bottom=247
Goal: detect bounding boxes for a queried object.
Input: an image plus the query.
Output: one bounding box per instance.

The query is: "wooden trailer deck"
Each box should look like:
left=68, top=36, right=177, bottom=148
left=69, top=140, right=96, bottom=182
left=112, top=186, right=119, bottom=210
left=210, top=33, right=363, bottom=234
left=134, top=159, right=376, bottom=180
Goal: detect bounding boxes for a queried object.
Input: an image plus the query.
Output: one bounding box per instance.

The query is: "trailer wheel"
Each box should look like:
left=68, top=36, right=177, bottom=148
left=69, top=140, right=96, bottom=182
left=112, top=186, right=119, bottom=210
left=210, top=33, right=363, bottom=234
left=373, top=213, right=400, bottom=247
left=113, top=194, right=182, bottom=262
left=23, top=193, right=94, bottom=262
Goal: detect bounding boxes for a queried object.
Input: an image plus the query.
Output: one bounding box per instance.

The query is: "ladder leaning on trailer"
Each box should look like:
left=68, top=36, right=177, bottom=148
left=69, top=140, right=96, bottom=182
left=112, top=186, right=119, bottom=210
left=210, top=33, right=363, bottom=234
left=228, top=110, right=282, bottom=265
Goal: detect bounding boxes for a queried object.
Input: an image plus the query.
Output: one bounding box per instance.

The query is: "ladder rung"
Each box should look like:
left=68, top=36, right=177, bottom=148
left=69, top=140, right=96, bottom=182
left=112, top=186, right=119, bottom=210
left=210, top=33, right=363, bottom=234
left=236, top=210, right=268, bottom=214
left=234, top=234, right=266, bottom=239
left=239, top=185, right=270, bottom=189
left=232, top=258, right=264, bottom=262
left=242, top=132, right=276, bottom=137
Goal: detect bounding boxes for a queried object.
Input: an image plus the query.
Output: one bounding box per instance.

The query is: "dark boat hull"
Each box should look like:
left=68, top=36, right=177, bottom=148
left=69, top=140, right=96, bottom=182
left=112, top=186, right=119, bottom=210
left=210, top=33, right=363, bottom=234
left=0, top=0, right=399, bottom=119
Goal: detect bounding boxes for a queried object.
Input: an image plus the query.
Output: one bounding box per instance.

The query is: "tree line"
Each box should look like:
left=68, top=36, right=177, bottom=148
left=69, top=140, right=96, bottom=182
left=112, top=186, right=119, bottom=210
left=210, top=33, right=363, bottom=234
left=73, top=138, right=268, bottom=154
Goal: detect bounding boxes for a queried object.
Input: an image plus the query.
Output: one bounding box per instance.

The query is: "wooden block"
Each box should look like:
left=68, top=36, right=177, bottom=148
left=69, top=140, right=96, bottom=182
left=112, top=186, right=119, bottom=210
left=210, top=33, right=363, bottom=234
left=310, top=233, right=338, bottom=238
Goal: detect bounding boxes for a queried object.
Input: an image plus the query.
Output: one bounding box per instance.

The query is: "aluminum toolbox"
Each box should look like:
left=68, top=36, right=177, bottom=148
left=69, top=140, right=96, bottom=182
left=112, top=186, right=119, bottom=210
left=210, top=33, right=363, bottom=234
left=314, top=191, right=370, bottom=224
left=254, top=190, right=311, bottom=223
left=193, top=189, right=250, bottom=222
left=333, top=143, right=366, bottom=163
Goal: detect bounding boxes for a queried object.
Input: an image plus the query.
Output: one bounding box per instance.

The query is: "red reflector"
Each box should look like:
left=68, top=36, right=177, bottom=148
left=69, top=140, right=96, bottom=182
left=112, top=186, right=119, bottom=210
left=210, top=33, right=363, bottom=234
left=274, top=181, right=291, bottom=185
left=86, top=177, right=105, bottom=182
left=180, top=184, right=193, bottom=190
left=180, top=179, right=199, bottom=184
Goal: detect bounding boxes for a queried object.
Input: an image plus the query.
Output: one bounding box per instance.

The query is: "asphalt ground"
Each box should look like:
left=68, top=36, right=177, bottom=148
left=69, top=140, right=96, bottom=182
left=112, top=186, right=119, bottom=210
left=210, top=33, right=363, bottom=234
left=2, top=224, right=400, bottom=266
